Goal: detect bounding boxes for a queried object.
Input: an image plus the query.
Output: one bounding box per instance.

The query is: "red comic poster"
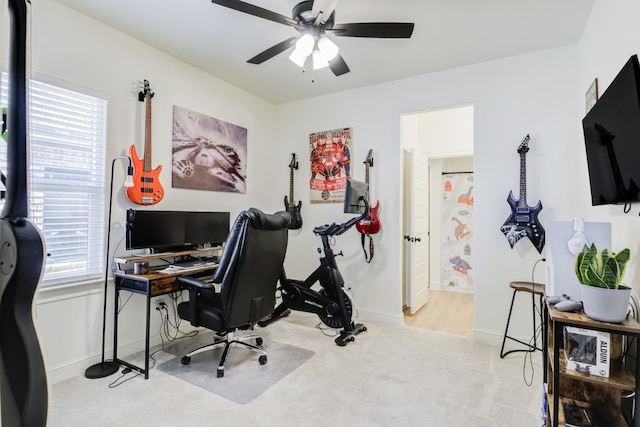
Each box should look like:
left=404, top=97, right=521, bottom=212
left=309, top=127, right=352, bottom=203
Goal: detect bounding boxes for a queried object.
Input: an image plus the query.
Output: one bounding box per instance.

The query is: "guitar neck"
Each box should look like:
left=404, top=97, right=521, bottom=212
left=519, top=151, right=527, bottom=207
left=289, top=167, right=295, bottom=203
left=144, top=98, right=152, bottom=172
left=365, top=164, right=371, bottom=199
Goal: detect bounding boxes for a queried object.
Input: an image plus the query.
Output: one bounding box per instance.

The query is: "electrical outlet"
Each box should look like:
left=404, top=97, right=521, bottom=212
left=155, top=301, right=164, bottom=311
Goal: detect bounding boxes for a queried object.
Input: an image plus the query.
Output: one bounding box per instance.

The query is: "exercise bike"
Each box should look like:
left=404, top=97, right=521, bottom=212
left=260, top=180, right=369, bottom=346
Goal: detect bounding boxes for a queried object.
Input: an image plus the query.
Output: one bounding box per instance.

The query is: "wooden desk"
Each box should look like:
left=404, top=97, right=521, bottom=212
left=112, top=255, right=218, bottom=379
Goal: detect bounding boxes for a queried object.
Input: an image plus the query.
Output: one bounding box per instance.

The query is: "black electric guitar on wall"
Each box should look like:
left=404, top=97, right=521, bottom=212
left=500, top=134, right=545, bottom=253
left=284, top=153, right=303, bottom=229
left=0, top=1, right=49, bottom=425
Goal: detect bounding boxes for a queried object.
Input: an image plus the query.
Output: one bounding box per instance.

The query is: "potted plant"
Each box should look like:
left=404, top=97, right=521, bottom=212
left=574, top=243, right=632, bottom=323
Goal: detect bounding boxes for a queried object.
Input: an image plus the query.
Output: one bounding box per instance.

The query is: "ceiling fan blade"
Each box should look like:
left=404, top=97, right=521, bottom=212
left=211, top=0, right=300, bottom=27
left=247, top=37, right=298, bottom=64
left=331, top=22, right=415, bottom=38
left=328, top=53, right=350, bottom=76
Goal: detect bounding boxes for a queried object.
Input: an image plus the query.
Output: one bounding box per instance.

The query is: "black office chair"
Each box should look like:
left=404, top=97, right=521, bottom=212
left=176, top=208, right=290, bottom=377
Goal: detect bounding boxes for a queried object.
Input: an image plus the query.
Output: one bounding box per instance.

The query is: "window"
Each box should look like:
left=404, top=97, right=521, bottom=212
left=1, top=74, right=107, bottom=287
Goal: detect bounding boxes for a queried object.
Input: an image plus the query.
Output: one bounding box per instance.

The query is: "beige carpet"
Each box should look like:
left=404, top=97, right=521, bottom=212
left=49, top=313, right=543, bottom=427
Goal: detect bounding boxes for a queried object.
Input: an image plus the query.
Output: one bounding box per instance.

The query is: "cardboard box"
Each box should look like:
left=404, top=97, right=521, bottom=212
left=564, top=326, right=610, bottom=378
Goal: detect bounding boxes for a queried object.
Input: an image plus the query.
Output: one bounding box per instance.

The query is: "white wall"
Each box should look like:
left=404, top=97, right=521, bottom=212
left=22, top=0, right=640, bottom=383
left=278, top=46, right=579, bottom=345
left=31, top=0, right=280, bottom=383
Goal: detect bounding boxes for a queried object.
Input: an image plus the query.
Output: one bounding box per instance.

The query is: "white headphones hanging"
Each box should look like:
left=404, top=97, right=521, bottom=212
left=567, top=218, right=588, bottom=255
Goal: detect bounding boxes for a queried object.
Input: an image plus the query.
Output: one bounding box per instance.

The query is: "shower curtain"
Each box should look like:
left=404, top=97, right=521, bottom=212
left=441, top=172, right=474, bottom=291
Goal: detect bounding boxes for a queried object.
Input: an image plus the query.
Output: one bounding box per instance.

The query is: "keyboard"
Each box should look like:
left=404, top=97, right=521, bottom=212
left=172, top=260, right=217, bottom=270
left=156, top=260, right=217, bottom=274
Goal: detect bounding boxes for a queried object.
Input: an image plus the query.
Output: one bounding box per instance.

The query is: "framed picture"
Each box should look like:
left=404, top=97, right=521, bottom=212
left=309, top=127, right=352, bottom=203
left=585, top=78, right=598, bottom=113
left=171, top=106, right=247, bottom=193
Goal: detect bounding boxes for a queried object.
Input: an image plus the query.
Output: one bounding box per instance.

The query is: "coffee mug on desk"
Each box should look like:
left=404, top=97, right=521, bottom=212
left=133, top=261, right=149, bottom=275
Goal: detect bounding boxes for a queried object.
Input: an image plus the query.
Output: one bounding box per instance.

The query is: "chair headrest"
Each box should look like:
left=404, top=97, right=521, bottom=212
left=245, top=208, right=291, bottom=230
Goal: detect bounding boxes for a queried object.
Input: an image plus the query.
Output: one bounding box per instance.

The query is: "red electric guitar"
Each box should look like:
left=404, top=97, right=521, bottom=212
left=356, top=149, right=381, bottom=235
left=126, top=80, right=164, bottom=205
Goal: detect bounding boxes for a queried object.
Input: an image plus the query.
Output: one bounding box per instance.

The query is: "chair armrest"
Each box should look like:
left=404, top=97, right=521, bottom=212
left=177, top=275, right=215, bottom=290
left=177, top=275, right=216, bottom=328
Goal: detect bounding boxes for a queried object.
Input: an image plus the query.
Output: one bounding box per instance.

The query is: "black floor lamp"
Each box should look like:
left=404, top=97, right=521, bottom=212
left=85, top=156, right=134, bottom=379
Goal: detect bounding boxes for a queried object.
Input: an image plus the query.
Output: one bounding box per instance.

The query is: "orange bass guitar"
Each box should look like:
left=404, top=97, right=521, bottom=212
left=126, top=80, right=164, bottom=205
left=355, top=149, right=381, bottom=235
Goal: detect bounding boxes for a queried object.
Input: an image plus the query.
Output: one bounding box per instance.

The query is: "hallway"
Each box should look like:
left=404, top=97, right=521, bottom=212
left=403, top=289, right=473, bottom=337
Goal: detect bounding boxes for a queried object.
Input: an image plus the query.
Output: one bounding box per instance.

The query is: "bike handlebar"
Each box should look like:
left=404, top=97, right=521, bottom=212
left=313, top=196, right=370, bottom=237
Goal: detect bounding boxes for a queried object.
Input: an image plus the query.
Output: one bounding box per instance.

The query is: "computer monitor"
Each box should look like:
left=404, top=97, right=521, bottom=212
left=125, top=210, right=186, bottom=252
left=343, top=179, right=369, bottom=214
left=126, top=210, right=230, bottom=252
left=184, top=211, right=230, bottom=247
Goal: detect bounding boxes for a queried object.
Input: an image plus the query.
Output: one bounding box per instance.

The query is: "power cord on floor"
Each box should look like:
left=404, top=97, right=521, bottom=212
left=521, top=257, right=545, bottom=386
left=108, top=368, right=142, bottom=388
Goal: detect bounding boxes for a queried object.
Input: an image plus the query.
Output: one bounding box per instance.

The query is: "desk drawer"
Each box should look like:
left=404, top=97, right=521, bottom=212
left=150, top=277, right=180, bottom=296
left=116, top=276, right=180, bottom=296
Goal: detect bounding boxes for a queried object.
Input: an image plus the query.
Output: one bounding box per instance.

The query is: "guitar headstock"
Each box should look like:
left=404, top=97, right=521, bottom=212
left=138, top=79, right=155, bottom=102
left=289, top=153, right=298, bottom=170
left=517, top=134, right=530, bottom=154
left=363, top=149, right=373, bottom=167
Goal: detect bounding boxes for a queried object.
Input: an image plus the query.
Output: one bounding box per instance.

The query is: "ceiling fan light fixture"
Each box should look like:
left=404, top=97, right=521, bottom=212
left=295, top=33, right=315, bottom=57
left=312, top=50, right=329, bottom=70
left=288, top=49, right=307, bottom=67
left=317, top=36, right=339, bottom=61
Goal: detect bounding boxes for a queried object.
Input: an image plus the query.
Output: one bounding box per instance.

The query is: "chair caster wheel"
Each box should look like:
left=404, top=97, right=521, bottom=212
left=362, top=327, right=367, bottom=332
left=259, top=355, right=267, bottom=365
left=181, top=356, right=191, bottom=365
left=217, top=369, right=224, bottom=378
left=256, top=337, right=263, bottom=346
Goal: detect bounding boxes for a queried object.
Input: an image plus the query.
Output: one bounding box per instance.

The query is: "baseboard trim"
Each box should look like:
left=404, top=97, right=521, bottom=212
left=46, top=334, right=166, bottom=384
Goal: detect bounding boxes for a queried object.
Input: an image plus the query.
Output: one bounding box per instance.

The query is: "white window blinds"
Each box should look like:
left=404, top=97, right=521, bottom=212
left=1, top=74, right=107, bottom=286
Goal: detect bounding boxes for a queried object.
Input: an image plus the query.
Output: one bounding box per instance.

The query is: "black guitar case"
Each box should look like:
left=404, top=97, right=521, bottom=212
left=0, top=0, right=49, bottom=425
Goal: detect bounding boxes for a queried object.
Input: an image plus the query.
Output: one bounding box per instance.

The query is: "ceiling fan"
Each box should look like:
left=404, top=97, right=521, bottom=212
left=211, top=0, right=415, bottom=76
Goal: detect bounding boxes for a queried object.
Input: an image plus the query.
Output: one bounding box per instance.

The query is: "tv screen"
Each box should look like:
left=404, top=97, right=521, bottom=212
left=583, top=54, right=640, bottom=205
left=343, top=179, right=369, bottom=214
left=126, top=210, right=230, bottom=252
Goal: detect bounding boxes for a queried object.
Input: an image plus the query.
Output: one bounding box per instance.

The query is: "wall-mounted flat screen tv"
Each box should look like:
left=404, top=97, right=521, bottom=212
left=583, top=54, right=640, bottom=206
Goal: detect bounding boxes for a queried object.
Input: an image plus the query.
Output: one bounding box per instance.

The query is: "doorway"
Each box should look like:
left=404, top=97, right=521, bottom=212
left=401, top=105, right=474, bottom=336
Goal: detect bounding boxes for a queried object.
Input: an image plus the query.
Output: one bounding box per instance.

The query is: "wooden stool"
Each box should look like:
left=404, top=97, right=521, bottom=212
left=500, top=281, right=545, bottom=358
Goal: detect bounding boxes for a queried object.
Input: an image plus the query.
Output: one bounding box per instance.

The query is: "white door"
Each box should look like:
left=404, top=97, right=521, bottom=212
left=406, top=149, right=429, bottom=314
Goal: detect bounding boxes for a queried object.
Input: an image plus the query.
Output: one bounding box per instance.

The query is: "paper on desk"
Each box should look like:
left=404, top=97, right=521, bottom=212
left=157, top=266, right=185, bottom=274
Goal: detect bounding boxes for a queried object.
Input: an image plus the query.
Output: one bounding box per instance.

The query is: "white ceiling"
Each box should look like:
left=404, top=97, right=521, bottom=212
left=55, top=0, right=595, bottom=104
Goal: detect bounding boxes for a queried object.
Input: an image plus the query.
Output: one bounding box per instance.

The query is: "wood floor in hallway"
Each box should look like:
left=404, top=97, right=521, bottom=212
left=403, top=289, right=474, bottom=337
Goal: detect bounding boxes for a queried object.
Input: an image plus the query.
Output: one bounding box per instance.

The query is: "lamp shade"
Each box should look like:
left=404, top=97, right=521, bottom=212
left=312, top=50, right=329, bottom=70
left=295, top=33, right=315, bottom=57
left=317, top=36, right=339, bottom=61
left=289, top=49, right=307, bottom=68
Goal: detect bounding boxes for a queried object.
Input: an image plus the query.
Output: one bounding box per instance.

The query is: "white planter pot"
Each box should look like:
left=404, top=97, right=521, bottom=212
left=580, top=284, right=632, bottom=323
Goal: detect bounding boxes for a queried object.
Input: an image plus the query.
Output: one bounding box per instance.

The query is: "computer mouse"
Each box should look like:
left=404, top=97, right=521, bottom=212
left=555, top=300, right=583, bottom=312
